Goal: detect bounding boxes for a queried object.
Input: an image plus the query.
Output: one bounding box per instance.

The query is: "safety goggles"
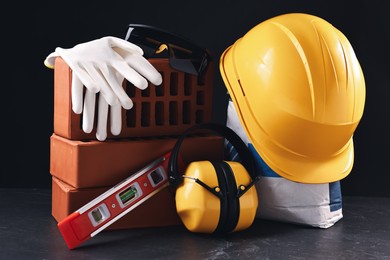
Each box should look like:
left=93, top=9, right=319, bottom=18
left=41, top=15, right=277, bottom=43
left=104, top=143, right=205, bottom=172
left=125, top=24, right=212, bottom=80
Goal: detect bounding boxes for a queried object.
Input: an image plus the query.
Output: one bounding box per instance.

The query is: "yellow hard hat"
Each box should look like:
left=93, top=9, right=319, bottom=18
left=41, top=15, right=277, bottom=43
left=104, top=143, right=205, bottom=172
left=219, top=13, right=366, bottom=183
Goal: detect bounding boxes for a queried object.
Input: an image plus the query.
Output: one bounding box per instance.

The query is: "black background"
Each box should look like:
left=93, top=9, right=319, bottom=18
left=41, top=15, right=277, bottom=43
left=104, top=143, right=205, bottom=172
left=2, top=1, right=389, bottom=197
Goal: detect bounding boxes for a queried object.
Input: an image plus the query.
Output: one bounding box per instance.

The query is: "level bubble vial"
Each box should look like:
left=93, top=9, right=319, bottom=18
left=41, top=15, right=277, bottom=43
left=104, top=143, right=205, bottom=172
left=88, top=204, right=111, bottom=227
left=116, top=183, right=142, bottom=208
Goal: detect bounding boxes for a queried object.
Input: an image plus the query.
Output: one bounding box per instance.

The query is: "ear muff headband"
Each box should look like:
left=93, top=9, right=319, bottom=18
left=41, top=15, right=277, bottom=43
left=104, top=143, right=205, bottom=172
left=212, top=161, right=240, bottom=234
left=168, top=122, right=260, bottom=193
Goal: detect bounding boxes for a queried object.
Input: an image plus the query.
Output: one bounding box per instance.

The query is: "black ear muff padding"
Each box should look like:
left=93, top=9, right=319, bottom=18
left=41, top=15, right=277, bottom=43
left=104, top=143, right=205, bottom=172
left=212, top=161, right=239, bottom=234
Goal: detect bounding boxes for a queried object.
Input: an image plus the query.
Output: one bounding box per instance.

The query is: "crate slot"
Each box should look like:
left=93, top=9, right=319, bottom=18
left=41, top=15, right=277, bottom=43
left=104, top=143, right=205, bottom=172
left=155, top=72, right=165, bottom=96
left=197, top=91, right=204, bottom=105
left=141, top=85, right=150, bottom=97
left=126, top=104, right=136, bottom=127
left=183, top=101, right=191, bottom=124
left=184, top=74, right=192, bottom=96
left=196, top=110, right=203, bottom=124
left=170, top=72, right=178, bottom=96
left=155, top=101, right=164, bottom=126
left=125, top=82, right=136, bottom=98
left=141, top=102, right=150, bottom=127
left=169, top=102, right=178, bottom=125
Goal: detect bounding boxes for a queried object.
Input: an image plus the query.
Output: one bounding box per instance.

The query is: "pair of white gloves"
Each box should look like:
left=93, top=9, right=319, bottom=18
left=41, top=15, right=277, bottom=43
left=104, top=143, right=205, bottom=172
left=44, top=36, right=163, bottom=141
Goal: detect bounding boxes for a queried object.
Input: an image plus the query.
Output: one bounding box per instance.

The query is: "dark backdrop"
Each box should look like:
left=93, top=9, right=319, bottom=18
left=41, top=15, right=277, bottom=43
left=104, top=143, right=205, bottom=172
left=2, top=1, right=389, bottom=197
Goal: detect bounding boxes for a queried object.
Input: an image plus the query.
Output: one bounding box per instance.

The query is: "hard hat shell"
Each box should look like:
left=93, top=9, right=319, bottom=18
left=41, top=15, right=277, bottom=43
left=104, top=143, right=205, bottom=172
left=219, top=13, right=366, bottom=183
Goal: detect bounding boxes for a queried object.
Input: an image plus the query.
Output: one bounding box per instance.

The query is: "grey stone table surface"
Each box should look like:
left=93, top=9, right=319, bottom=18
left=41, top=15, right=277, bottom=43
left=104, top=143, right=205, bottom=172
left=1, top=189, right=389, bottom=260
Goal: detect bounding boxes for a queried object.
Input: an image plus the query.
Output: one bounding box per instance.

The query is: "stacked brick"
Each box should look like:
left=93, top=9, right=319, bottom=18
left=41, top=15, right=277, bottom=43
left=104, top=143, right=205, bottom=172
left=50, top=57, right=223, bottom=230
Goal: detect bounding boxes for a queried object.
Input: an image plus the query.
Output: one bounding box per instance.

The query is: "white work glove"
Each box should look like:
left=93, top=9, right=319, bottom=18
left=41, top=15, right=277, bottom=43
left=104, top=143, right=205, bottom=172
left=44, top=36, right=162, bottom=141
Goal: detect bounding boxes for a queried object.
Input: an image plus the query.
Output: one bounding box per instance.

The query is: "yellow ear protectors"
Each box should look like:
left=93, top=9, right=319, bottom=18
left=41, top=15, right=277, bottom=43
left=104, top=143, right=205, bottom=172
left=168, top=123, right=260, bottom=234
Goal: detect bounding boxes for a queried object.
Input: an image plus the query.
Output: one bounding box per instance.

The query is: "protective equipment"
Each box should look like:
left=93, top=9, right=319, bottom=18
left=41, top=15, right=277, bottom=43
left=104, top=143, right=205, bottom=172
left=45, top=36, right=162, bottom=141
left=220, top=13, right=366, bottom=183
left=125, top=24, right=211, bottom=83
left=168, top=123, right=260, bottom=234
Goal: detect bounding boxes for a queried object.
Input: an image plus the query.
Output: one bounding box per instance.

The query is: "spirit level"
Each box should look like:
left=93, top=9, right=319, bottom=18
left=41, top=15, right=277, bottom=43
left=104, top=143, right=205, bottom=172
left=57, top=153, right=172, bottom=249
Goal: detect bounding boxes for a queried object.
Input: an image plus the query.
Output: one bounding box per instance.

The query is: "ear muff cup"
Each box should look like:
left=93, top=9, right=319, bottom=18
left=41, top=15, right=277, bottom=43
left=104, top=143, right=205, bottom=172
left=169, top=123, right=260, bottom=234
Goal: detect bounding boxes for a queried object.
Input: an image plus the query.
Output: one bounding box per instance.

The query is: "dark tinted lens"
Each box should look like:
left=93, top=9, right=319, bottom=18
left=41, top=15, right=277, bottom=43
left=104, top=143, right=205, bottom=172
left=169, top=58, right=198, bottom=75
